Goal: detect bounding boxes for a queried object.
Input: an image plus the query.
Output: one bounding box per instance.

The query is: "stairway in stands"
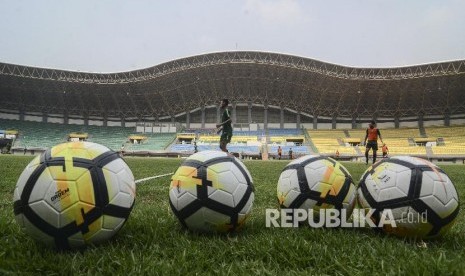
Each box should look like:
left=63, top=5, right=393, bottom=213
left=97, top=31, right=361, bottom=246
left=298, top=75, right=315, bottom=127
left=436, top=137, right=445, bottom=146
left=354, top=145, right=363, bottom=156
left=419, top=125, right=427, bottom=137
left=303, top=128, right=318, bottom=154
left=261, top=144, right=269, bottom=160
left=261, top=128, right=269, bottom=160
left=408, top=138, right=416, bottom=146
left=425, top=146, right=433, bottom=158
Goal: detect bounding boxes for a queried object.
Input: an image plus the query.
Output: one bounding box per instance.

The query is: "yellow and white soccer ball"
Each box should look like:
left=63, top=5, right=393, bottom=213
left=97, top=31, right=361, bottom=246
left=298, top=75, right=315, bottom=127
left=169, top=150, right=254, bottom=233
left=13, top=142, right=136, bottom=249
left=277, top=155, right=357, bottom=223
left=357, top=156, right=459, bottom=238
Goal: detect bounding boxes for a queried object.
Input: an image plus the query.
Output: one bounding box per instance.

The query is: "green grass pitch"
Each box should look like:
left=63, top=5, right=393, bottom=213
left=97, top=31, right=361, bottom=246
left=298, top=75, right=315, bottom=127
left=0, top=155, right=464, bottom=275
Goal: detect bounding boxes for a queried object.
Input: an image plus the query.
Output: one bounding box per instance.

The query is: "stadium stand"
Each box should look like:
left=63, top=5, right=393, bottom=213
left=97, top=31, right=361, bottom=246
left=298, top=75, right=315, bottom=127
left=347, top=127, right=427, bottom=156
left=386, top=142, right=427, bottom=155
left=83, top=125, right=133, bottom=151
left=346, top=129, right=367, bottom=141
left=267, top=129, right=309, bottom=158
left=125, top=133, right=176, bottom=152
left=426, top=126, right=465, bottom=155
left=305, top=128, right=431, bottom=157
left=170, top=144, right=193, bottom=152
left=2, top=116, right=465, bottom=161
left=0, top=119, right=133, bottom=151
left=268, top=128, right=302, bottom=136
left=308, top=129, right=357, bottom=156
left=171, top=129, right=263, bottom=157
left=1, top=51, right=464, bottom=162
left=376, top=128, right=421, bottom=139
left=347, top=128, right=421, bottom=140
left=425, top=126, right=465, bottom=137
left=1, top=119, right=75, bottom=150
left=268, top=145, right=309, bottom=159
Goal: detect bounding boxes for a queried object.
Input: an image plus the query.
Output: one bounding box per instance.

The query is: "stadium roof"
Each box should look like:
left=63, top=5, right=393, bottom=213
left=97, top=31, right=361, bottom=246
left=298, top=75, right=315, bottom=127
left=1, top=51, right=465, bottom=120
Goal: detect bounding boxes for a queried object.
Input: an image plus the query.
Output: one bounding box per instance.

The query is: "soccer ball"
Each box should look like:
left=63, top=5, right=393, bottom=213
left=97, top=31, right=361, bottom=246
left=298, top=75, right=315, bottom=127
left=13, top=142, right=136, bottom=249
left=357, top=156, right=460, bottom=239
left=169, top=150, right=254, bottom=233
left=277, top=155, right=357, bottom=223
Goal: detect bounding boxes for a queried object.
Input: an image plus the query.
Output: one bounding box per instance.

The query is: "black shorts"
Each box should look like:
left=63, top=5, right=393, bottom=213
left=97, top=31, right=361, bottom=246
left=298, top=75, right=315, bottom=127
left=366, top=141, right=378, bottom=151
left=220, top=131, right=232, bottom=143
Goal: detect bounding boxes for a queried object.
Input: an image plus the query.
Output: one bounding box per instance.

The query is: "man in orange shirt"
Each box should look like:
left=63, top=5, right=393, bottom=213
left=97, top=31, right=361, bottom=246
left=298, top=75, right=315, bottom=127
left=277, top=146, right=282, bottom=160
left=363, top=120, right=384, bottom=165
left=382, top=143, right=389, bottom=158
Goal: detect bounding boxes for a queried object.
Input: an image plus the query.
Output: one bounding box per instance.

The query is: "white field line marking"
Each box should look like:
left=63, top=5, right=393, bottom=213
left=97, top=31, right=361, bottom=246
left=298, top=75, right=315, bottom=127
left=135, top=172, right=174, bottom=184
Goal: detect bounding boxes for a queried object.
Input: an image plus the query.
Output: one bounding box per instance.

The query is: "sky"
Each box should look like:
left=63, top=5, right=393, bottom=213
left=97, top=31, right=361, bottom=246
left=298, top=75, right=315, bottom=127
left=0, top=0, right=464, bottom=72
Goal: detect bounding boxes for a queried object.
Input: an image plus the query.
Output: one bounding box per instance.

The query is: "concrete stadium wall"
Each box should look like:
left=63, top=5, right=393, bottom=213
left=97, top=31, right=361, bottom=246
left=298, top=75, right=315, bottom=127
left=47, top=116, right=64, bottom=124
left=283, top=123, right=297, bottom=129
left=24, top=115, right=42, bottom=122
left=317, top=123, right=333, bottom=129
left=399, top=121, right=418, bottom=128
left=107, top=121, right=121, bottom=127
left=377, top=122, right=396, bottom=128
left=0, top=113, right=20, bottom=120
left=2, top=110, right=465, bottom=130
left=451, top=119, right=465, bottom=125
left=68, top=119, right=84, bottom=125
left=190, top=123, right=202, bottom=128
left=424, top=120, right=445, bottom=127
left=89, top=120, right=104, bottom=126
left=337, top=123, right=352, bottom=129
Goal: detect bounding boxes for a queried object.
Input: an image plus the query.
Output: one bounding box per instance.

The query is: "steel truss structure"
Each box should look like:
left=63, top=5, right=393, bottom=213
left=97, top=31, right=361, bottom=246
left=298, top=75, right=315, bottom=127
left=1, top=51, right=465, bottom=126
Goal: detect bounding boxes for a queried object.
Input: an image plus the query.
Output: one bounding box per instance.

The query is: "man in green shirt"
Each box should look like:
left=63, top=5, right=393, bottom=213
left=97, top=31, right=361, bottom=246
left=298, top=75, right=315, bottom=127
left=216, top=99, right=233, bottom=153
